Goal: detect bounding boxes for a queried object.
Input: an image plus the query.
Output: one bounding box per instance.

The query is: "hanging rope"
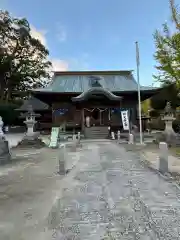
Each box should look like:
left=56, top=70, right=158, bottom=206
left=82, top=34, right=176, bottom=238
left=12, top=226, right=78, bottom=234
left=84, top=108, right=108, bottom=112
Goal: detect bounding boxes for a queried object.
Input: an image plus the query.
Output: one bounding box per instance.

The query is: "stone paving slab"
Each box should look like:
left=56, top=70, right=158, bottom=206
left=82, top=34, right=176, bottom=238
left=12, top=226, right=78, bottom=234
left=47, top=141, right=180, bottom=240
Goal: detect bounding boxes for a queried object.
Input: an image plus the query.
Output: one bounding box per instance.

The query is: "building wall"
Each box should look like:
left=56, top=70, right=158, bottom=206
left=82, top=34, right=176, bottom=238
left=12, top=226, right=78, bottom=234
left=52, top=102, right=81, bottom=126
left=52, top=98, right=138, bottom=128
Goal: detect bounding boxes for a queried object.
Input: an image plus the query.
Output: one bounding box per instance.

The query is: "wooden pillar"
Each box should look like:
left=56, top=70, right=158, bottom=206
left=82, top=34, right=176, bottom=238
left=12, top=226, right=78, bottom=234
left=108, top=108, right=111, bottom=121
left=81, top=108, right=84, bottom=132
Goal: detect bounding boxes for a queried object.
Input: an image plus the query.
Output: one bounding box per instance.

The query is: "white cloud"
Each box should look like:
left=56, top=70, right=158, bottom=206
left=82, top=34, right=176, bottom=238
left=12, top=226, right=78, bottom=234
left=57, top=24, right=67, bottom=42
left=30, top=25, right=48, bottom=46
left=51, top=59, right=69, bottom=71
left=29, top=25, right=68, bottom=71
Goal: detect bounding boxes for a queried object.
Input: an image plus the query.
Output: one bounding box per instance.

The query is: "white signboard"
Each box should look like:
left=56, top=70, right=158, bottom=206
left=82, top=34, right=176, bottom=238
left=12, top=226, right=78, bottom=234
left=49, top=127, right=59, bottom=148
left=121, top=110, right=130, bottom=130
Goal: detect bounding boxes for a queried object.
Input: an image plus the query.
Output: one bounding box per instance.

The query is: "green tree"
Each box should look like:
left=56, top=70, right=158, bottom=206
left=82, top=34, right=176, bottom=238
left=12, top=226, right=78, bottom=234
left=153, top=0, right=180, bottom=86
left=141, top=99, right=151, bottom=115
left=0, top=10, right=52, bottom=101
left=150, top=84, right=180, bottom=110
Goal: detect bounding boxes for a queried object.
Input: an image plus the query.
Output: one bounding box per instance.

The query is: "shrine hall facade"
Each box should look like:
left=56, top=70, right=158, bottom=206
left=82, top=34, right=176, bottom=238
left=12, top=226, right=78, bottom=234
left=32, top=70, right=161, bottom=133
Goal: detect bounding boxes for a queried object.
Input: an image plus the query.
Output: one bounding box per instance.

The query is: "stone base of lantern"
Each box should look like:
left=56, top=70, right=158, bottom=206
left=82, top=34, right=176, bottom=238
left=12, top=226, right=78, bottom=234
left=16, top=134, right=46, bottom=149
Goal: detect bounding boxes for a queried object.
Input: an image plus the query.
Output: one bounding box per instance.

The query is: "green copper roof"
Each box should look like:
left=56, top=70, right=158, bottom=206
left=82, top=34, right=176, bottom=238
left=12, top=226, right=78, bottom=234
left=17, top=97, right=49, bottom=111
left=33, top=71, right=159, bottom=93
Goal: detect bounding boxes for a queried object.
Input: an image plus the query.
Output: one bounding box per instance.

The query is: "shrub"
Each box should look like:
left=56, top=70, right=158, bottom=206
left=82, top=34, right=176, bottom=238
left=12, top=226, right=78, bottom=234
left=149, top=109, right=160, bottom=118
left=172, top=119, right=180, bottom=133
left=149, top=118, right=165, bottom=131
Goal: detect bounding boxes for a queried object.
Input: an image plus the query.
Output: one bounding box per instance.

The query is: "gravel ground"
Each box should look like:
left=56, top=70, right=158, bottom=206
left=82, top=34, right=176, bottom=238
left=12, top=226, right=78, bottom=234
left=1, top=141, right=180, bottom=239
left=0, top=147, right=81, bottom=240
left=49, top=141, right=180, bottom=240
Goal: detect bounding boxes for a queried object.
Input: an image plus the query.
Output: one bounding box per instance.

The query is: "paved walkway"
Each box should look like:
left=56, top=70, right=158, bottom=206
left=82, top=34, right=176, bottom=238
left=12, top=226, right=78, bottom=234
left=49, top=141, right=180, bottom=240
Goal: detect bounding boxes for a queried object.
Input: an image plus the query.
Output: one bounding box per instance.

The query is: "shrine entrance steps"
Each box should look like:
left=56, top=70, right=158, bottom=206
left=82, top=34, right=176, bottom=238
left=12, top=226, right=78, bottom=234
left=84, top=126, right=109, bottom=139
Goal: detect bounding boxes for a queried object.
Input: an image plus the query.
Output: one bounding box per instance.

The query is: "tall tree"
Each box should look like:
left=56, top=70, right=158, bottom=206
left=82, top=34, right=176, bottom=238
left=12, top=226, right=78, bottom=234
left=0, top=11, right=52, bottom=101
left=153, top=0, right=180, bottom=86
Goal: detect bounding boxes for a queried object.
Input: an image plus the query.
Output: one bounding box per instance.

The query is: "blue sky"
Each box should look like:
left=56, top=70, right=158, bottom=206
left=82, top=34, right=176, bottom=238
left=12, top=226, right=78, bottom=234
left=1, top=0, right=172, bottom=86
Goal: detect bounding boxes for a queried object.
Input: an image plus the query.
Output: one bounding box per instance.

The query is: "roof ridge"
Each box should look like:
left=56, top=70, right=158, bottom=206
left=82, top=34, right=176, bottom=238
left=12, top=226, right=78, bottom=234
left=54, top=70, right=133, bottom=76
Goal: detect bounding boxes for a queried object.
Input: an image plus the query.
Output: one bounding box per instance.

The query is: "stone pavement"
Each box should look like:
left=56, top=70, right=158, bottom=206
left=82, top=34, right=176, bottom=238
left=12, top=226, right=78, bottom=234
left=48, top=141, right=180, bottom=240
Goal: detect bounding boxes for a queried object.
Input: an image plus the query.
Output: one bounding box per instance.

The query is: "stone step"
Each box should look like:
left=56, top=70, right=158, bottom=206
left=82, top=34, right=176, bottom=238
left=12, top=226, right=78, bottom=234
left=84, top=127, right=109, bottom=139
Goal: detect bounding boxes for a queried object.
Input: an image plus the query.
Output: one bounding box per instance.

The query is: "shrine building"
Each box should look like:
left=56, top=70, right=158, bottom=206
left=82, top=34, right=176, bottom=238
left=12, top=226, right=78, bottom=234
left=31, top=70, right=161, bottom=138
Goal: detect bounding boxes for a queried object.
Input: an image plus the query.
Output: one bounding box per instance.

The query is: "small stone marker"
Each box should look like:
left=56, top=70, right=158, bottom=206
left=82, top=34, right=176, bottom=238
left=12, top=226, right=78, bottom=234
left=58, top=144, right=66, bottom=175
left=72, top=134, right=76, bottom=141
left=117, top=130, right=121, bottom=140
left=0, top=116, right=4, bottom=137
left=159, top=142, right=168, bottom=173
left=111, top=132, right=115, bottom=140
left=128, top=133, right=134, bottom=144
left=77, top=132, right=81, bottom=145
left=0, top=138, right=11, bottom=165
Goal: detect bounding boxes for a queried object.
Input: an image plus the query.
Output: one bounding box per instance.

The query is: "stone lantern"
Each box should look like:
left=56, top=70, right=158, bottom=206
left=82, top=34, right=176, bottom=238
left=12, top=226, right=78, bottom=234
left=21, top=105, right=40, bottom=139
left=17, top=105, right=45, bottom=147
left=161, top=101, right=176, bottom=143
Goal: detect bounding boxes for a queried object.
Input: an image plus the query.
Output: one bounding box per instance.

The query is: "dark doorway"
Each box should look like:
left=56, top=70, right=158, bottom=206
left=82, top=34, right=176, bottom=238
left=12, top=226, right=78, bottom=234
left=92, top=109, right=99, bottom=120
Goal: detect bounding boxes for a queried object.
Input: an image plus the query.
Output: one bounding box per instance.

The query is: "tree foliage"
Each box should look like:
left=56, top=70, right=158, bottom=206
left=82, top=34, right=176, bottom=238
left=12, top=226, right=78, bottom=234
left=153, top=0, right=180, bottom=86
left=141, top=99, right=151, bottom=115
left=0, top=10, right=52, bottom=101
left=150, top=84, right=180, bottom=110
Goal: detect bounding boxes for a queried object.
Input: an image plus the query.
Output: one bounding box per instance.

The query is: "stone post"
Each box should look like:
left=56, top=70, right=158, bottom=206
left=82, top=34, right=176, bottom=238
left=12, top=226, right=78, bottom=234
left=0, top=138, right=11, bottom=165
left=77, top=132, right=81, bottom=146
left=77, top=132, right=81, bottom=141
left=58, top=144, right=66, bottom=175
left=111, top=132, right=115, bottom=140
left=72, top=134, right=76, bottom=141
left=159, top=142, right=168, bottom=173
left=117, top=130, right=121, bottom=140
left=0, top=116, right=4, bottom=137
left=128, top=133, right=134, bottom=144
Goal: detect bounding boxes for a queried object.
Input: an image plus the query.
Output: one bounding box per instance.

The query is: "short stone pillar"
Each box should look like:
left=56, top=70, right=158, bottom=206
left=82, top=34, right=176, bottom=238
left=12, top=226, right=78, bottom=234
left=77, top=132, right=81, bottom=146
left=72, top=134, right=76, bottom=141
left=111, top=132, right=115, bottom=140
left=128, top=133, right=134, bottom=144
left=77, top=132, right=81, bottom=140
left=0, top=138, right=11, bottom=165
left=58, top=144, right=66, bottom=175
left=0, top=116, right=4, bottom=137
left=117, top=130, right=121, bottom=140
left=4, top=126, right=9, bottom=133
left=159, top=142, right=168, bottom=173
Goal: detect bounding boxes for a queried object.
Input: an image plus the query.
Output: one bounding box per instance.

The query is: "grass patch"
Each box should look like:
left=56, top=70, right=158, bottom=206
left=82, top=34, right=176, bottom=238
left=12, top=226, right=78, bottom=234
left=169, top=146, right=180, bottom=157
